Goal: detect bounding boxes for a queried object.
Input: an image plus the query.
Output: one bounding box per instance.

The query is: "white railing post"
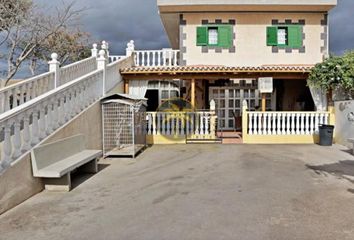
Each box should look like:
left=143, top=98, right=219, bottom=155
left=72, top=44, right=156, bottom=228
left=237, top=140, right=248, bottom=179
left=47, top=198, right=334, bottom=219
left=91, top=43, right=98, bottom=57
left=126, top=40, right=135, bottom=57
left=97, top=50, right=107, bottom=95
left=48, top=53, right=60, bottom=88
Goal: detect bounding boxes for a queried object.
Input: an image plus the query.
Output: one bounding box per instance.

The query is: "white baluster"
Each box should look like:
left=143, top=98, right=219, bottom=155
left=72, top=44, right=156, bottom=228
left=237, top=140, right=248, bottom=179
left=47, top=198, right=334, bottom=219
left=300, top=113, right=305, bottom=135
left=1, top=122, right=13, bottom=168
left=31, top=110, right=40, bottom=146
left=315, top=113, right=319, bottom=133
left=272, top=113, right=277, bottom=135
left=4, top=91, right=10, bottom=111
left=259, top=112, right=263, bottom=135
left=46, top=102, right=53, bottom=135
left=281, top=113, right=286, bottom=135
left=291, top=113, right=295, bottom=135
left=310, top=113, right=315, bottom=134
left=195, top=113, right=200, bottom=135
left=305, top=113, right=310, bottom=135
left=200, top=113, right=205, bottom=135
left=161, top=113, right=166, bottom=135
left=277, top=113, right=281, bottom=135
left=147, top=114, right=152, bottom=135
left=254, top=113, right=258, bottom=135
left=22, top=112, right=31, bottom=152
left=12, top=118, right=22, bottom=159
left=263, top=113, right=268, bottom=135
left=181, top=113, right=186, bottom=135
left=249, top=113, right=254, bottom=135
left=157, top=113, right=161, bottom=134
left=268, top=112, right=272, bottom=135
left=166, top=113, right=171, bottom=135
left=39, top=106, right=46, bottom=140
left=152, top=113, right=157, bottom=135
left=171, top=114, right=175, bottom=135
left=286, top=113, right=291, bottom=135
left=296, top=113, right=300, bottom=135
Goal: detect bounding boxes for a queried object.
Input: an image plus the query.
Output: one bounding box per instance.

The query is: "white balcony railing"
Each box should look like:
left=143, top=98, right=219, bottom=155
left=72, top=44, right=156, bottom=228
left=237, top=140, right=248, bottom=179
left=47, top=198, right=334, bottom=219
left=246, top=111, right=330, bottom=135
left=134, top=49, right=180, bottom=67
left=109, top=55, right=126, bottom=63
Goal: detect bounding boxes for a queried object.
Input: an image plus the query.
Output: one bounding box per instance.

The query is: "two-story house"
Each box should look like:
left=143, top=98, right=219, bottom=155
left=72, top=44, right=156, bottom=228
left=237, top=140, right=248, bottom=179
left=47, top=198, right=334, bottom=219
left=121, top=0, right=337, bottom=133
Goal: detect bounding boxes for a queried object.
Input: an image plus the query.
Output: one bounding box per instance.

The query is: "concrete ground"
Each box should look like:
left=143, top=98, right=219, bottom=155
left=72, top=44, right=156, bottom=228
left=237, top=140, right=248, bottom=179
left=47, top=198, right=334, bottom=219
left=1, top=144, right=354, bottom=240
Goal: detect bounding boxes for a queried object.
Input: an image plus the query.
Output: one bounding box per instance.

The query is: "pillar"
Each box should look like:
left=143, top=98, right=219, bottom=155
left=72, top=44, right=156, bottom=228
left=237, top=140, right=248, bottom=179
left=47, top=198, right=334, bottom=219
left=191, top=79, right=196, bottom=108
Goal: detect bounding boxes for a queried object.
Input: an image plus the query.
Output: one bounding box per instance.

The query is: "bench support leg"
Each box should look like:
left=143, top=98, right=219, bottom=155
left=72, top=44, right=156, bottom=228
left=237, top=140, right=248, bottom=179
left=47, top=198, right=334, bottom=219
left=43, top=173, right=71, bottom=192
left=79, top=158, right=98, bottom=174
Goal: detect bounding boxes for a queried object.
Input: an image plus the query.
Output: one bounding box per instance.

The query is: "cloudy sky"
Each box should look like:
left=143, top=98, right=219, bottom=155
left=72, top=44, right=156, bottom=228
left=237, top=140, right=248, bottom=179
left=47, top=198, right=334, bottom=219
left=67, top=0, right=353, bottom=55
left=2, top=0, right=354, bottom=78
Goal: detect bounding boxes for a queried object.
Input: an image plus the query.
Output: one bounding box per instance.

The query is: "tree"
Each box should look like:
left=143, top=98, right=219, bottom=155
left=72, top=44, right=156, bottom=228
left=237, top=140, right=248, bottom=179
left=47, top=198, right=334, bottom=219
left=0, top=1, right=88, bottom=87
left=28, top=29, right=91, bottom=75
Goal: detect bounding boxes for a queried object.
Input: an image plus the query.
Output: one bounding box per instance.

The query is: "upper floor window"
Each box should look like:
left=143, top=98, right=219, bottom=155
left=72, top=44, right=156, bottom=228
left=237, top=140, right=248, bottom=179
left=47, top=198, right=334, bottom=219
left=197, top=25, right=232, bottom=48
left=267, top=25, right=303, bottom=48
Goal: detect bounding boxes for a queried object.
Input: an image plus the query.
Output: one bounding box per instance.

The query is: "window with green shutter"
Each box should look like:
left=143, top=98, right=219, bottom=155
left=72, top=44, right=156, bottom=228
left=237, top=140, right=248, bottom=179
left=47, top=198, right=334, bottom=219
left=197, top=26, right=208, bottom=46
left=266, top=25, right=303, bottom=48
left=196, top=25, right=233, bottom=48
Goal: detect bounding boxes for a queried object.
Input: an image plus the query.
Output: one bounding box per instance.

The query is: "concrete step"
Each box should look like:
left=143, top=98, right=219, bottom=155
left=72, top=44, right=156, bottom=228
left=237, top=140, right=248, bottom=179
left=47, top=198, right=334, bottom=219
left=186, top=138, right=223, bottom=144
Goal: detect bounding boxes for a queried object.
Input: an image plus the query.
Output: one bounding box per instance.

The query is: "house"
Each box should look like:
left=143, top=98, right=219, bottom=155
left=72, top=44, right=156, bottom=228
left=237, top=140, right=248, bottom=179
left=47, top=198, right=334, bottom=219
left=120, top=0, right=337, bottom=142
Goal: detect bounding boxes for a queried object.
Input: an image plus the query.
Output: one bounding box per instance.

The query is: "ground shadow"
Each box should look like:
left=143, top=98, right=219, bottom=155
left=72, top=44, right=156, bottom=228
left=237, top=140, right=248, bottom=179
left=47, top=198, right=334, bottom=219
left=71, top=163, right=110, bottom=190
left=306, top=160, right=354, bottom=184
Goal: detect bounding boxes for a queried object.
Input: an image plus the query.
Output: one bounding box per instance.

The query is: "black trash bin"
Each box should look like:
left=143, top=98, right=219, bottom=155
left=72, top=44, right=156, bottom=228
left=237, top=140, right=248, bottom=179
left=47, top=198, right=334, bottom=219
left=319, top=125, right=334, bottom=146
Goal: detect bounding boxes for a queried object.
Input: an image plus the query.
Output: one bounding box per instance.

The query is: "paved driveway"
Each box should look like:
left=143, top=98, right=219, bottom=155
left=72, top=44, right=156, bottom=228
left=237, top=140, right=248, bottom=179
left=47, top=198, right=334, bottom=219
left=1, top=144, right=354, bottom=240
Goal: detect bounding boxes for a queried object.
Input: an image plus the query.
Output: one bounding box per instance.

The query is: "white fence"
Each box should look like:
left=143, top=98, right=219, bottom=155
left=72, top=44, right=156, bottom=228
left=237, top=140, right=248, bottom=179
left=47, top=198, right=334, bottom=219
left=246, top=112, right=330, bottom=135
left=146, top=111, right=215, bottom=137
left=60, top=56, right=97, bottom=86
left=0, top=72, right=55, bottom=115
left=134, top=49, right=180, bottom=67
left=0, top=69, right=104, bottom=171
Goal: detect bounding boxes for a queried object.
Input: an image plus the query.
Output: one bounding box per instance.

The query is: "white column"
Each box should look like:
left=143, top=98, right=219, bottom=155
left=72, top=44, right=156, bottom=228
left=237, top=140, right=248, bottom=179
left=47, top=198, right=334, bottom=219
left=97, top=50, right=107, bottom=95
left=48, top=53, right=60, bottom=88
left=13, top=118, right=22, bottom=159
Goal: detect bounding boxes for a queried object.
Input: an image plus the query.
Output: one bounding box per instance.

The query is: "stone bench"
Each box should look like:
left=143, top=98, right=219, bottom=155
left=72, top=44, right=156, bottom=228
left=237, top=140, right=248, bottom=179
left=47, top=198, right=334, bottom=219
left=31, top=135, right=102, bottom=191
left=349, top=138, right=354, bottom=155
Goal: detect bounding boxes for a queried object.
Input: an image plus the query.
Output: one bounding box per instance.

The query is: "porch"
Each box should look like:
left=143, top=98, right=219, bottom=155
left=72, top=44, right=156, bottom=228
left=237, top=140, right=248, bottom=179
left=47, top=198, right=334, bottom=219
left=120, top=63, right=334, bottom=144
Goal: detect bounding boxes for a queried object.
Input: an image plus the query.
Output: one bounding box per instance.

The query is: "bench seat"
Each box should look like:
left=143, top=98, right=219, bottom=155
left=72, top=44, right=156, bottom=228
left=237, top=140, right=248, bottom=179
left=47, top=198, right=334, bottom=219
left=34, top=150, right=102, bottom=178
left=31, top=135, right=102, bottom=191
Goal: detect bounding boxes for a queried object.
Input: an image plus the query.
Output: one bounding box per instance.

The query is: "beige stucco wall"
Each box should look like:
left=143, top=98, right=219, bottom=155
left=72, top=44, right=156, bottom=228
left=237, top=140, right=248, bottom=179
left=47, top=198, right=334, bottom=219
left=181, top=12, right=326, bottom=66
left=0, top=101, right=103, bottom=215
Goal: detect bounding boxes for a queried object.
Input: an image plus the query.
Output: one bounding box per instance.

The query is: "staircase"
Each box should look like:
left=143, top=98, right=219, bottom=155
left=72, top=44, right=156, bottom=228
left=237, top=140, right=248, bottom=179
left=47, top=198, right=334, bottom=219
left=0, top=41, right=131, bottom=174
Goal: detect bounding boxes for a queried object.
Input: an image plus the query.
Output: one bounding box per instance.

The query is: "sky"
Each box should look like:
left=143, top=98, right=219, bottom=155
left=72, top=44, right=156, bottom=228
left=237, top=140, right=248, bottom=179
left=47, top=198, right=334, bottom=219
left=2, top=0, right=354, bottom=78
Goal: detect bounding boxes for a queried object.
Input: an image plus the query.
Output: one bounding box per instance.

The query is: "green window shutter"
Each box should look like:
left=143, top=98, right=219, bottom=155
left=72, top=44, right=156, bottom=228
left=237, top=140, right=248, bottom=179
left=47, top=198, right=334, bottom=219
left=266, top=26, right=278, bottom=46
left=218, top=25, right=232, bottom=48
left=196, top=26, right=208, bottom=46
left=288, top=25, right=303, bottom=48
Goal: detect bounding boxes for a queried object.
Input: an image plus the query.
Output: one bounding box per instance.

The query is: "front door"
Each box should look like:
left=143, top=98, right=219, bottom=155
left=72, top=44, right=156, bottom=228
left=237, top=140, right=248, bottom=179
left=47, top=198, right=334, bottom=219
left=209, top=87, right=273, bottom=130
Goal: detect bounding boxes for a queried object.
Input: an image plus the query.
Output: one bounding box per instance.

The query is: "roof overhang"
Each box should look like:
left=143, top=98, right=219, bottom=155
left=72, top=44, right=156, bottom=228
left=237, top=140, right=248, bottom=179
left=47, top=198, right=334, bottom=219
left=121, top=65, right=313, bottom=80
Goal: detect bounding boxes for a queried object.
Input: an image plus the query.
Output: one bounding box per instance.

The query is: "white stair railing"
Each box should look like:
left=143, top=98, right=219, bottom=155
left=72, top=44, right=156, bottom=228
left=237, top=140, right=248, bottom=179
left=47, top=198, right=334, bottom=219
left=0, top=47, right=133, bottom=174
left=0, top=69, right=104, bottom=172
left=59, top=56, right=97, bottom=86
left=246, top=111, right=330, bottom=135
left=0, top=44, right=101, bottom=115
left=0, top=72, right=55, bottom=115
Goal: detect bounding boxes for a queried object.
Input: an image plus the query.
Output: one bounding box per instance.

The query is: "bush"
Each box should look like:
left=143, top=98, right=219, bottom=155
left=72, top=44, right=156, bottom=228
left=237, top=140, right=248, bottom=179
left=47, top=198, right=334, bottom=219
left=307, top=51, right=354, bottom=92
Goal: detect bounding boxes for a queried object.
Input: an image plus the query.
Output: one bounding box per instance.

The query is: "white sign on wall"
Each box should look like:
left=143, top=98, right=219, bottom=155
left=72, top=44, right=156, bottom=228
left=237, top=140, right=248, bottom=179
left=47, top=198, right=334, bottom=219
left=258, top=77, right=273, bottom=93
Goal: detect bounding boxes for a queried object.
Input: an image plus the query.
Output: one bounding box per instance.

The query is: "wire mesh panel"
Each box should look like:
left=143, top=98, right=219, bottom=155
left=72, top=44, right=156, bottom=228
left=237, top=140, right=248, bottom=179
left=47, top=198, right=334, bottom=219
left=102, top=100, right=146, bottom=158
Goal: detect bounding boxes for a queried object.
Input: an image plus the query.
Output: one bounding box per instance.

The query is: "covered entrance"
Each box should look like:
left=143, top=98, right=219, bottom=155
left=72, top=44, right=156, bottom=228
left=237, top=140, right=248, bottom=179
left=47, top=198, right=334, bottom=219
left=120, top=65, right=313, bottom=144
